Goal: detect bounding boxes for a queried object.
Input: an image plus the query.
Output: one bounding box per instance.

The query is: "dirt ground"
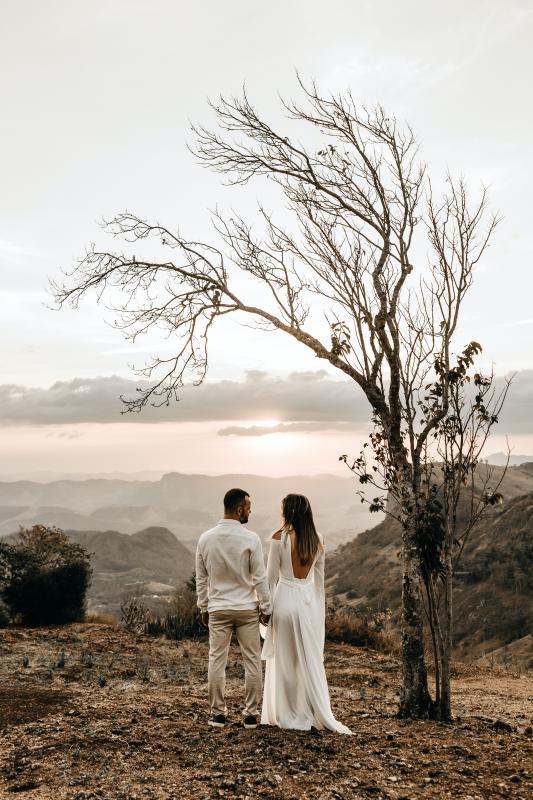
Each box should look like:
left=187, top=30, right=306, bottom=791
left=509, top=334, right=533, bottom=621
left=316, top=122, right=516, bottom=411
left=0, top=623, right=531, bottom=800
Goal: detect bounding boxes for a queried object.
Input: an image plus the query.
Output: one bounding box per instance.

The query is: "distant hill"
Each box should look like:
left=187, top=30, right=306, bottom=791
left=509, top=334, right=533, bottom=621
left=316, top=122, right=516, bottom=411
left=486, top=452, right=533, bottom=466
left=0, top=471, right=377, bottom=548
left=0, top=470, right=165, bottom=483
left=326, top=463, right=533, bottom=664
left=517, top=462, right=533, bottom=476
left=67, top=526, right=195, bottom=616
left=2, top=525, right=194, bottom=618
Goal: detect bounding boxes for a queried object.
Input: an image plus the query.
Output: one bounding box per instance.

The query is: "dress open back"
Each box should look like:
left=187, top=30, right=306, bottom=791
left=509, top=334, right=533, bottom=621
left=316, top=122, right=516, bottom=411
left=260, top=531, right=352, bottom=734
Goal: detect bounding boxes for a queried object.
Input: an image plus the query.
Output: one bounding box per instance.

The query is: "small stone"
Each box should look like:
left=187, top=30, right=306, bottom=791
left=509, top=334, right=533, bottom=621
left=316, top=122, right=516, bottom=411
left=492, top=719, right=513, bottom=732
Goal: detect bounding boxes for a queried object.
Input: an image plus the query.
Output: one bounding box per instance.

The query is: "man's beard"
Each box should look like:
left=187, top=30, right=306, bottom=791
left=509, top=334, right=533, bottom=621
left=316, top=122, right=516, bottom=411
left=239, top=512, right=249, bottom=524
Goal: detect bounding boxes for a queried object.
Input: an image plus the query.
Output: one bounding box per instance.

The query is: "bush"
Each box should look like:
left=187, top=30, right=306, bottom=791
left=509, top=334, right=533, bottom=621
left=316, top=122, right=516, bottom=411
left=121, top=595, right=150, bottom=633
left=325, top=605, right=396, bottom=652
left=145, top=578, right=205, bottom=640
left=0, top=600, right=10, bottom=628
left=0, top=525, right=92, bottom=626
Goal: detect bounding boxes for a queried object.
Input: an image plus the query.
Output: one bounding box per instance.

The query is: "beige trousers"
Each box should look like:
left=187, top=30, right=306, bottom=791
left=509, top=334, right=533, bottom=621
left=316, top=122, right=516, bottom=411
left=208, top=608, right=262, bottom=718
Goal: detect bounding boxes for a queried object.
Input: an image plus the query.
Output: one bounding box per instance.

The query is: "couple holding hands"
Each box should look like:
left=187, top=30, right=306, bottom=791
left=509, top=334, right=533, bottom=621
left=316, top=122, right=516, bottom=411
left=195, top=488, right=351, bottom=734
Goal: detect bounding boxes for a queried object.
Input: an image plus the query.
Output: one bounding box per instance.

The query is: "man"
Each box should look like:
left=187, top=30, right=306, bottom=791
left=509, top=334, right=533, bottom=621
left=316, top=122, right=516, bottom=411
left=196, top=488, right=271, bottom=729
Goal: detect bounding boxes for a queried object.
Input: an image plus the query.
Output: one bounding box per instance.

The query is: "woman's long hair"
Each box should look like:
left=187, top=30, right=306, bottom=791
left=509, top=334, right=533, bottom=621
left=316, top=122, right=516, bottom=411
left=282, top=494, right=320, bottom=566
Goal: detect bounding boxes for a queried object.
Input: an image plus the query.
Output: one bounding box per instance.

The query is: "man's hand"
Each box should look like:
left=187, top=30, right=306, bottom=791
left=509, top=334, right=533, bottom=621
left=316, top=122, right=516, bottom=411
left=260, top=612, right=271, bottom=626
left=200, top=610, right=209, bottom=629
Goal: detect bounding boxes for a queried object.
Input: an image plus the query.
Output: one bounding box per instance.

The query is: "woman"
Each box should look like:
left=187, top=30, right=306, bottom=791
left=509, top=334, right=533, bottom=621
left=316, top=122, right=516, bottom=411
left=260, top=493, right=352, bottom=734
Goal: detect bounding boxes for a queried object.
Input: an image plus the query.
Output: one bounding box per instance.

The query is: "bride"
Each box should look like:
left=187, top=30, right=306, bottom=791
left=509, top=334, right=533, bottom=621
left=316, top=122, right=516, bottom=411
left=260, top=493, right=352, bottom=734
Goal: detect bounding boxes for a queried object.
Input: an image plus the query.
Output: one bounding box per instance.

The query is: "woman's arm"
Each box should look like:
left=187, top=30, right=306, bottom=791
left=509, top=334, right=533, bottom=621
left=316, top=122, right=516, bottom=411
left=314, top=537, right=326, bottom=655
left=266, top=535, right=282, bottom=593
left=314, top=537, right=325, bottom=594
left=250, top=535, right=272, bottom=616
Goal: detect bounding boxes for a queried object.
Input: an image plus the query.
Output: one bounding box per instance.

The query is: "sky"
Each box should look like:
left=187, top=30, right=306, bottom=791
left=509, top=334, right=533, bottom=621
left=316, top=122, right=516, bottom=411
left=1, top=0, right=532, bottom=477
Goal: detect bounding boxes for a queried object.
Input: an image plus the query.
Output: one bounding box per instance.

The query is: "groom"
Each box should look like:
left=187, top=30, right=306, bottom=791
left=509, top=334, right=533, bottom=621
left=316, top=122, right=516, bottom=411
left=195, top=488, right=271, bottom=728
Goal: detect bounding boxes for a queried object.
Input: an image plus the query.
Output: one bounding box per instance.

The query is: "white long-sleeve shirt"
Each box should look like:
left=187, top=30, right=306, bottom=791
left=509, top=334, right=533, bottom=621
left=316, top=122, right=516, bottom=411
left=195, top=519, right=271, bottom=614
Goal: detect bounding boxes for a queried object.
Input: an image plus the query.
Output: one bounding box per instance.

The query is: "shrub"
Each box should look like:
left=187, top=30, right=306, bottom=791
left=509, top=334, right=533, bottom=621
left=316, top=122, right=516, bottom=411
left=85, top=611, right=117, bottom=626
left=0, top=600, right=10, bottom=628
left=0, top=525, right=92, bottom=626
left=145, top=578, right=205, bottom=640
left=121, top=596, right=150, bottom=633
left=325, top=605, right=397, bottom=653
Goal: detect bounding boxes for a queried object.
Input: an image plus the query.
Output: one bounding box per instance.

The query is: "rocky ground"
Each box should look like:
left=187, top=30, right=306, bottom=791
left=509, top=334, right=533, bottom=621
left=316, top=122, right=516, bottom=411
left=0, top=623, right=531, bottom=800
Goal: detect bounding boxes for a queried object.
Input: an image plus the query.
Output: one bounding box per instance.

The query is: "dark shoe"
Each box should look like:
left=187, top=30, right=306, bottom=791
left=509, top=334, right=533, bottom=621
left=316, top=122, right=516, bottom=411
left=208, top=714, right=226, bottom=728
left=243, top=715, right=258, bottom=729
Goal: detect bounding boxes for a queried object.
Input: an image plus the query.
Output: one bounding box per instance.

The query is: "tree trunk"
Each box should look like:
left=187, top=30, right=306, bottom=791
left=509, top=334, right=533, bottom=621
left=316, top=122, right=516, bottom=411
left=425, top=579, right=441, bottom=707
left=439, top=552, right=453, bottom=722
left=398, top=530, right=434, bottom=719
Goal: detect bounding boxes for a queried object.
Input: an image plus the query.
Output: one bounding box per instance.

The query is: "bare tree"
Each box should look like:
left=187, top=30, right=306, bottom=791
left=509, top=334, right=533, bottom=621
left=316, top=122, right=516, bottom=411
left=52, top=80, right=499, bottom=719
left=344, top=344, right=510, bottom=720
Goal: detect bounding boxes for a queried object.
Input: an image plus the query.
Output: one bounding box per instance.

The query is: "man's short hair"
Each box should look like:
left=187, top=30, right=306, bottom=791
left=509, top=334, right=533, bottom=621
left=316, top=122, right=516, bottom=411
left=223, top=488, right=250, bottom=512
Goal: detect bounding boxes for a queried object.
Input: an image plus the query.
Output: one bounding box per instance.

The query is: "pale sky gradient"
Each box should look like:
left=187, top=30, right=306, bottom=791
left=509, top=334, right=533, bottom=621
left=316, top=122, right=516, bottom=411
left=1, top=1, right=532, bottom=476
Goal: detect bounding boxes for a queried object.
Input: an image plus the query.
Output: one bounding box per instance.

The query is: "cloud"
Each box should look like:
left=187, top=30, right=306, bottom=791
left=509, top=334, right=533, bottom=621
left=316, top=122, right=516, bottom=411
left=0, top=371, right=368, bottom=427
left=0, top=238, right=45, bottom=261
left=218, top=421, right=357, bottom=437
left=503, top=319, right=533, bottom=327
left=0, top=369, right=532, bottom=437
left=45, top=429, right=85, bottom=440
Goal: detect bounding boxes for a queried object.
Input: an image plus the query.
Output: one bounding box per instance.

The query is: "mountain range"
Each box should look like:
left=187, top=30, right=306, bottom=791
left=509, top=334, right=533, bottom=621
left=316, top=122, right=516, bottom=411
left=0, top=471, right=376, bottom=548
left=326, top=463, right=533, bottom=665
left=0, top=471, right=378, bottom=618
left=1, top=466, right=530, bottom=662
left=66, top=526, right=195, bottom=616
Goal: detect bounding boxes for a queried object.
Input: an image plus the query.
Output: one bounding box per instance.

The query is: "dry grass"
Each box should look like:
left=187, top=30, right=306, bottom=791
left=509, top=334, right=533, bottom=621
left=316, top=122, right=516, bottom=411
left=84, top=611, right=118, bottom=626
left=325, top=606, right=399, bottom=654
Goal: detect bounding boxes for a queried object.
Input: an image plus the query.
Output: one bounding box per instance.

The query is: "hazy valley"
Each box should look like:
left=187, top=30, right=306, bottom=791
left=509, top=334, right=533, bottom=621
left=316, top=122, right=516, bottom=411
left=0, top=471, right=375, bottom=549
left=0, top=471, right=376, bottom=618
left=1, top=465, right=532, bottom=668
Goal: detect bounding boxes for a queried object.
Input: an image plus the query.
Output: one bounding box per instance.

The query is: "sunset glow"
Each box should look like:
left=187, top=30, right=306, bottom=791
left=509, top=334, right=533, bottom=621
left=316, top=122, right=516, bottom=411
left=0, top=1, right=532, bottom=481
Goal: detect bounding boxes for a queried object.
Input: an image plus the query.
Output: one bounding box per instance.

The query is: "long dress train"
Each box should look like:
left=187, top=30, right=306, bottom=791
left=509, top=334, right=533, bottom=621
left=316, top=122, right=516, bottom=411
left=260, top=531, right=352, bottom=734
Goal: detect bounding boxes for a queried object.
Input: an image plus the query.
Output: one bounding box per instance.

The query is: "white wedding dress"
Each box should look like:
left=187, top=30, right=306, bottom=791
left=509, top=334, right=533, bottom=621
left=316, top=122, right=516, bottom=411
left=260, top=531, right=352, bottom=734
